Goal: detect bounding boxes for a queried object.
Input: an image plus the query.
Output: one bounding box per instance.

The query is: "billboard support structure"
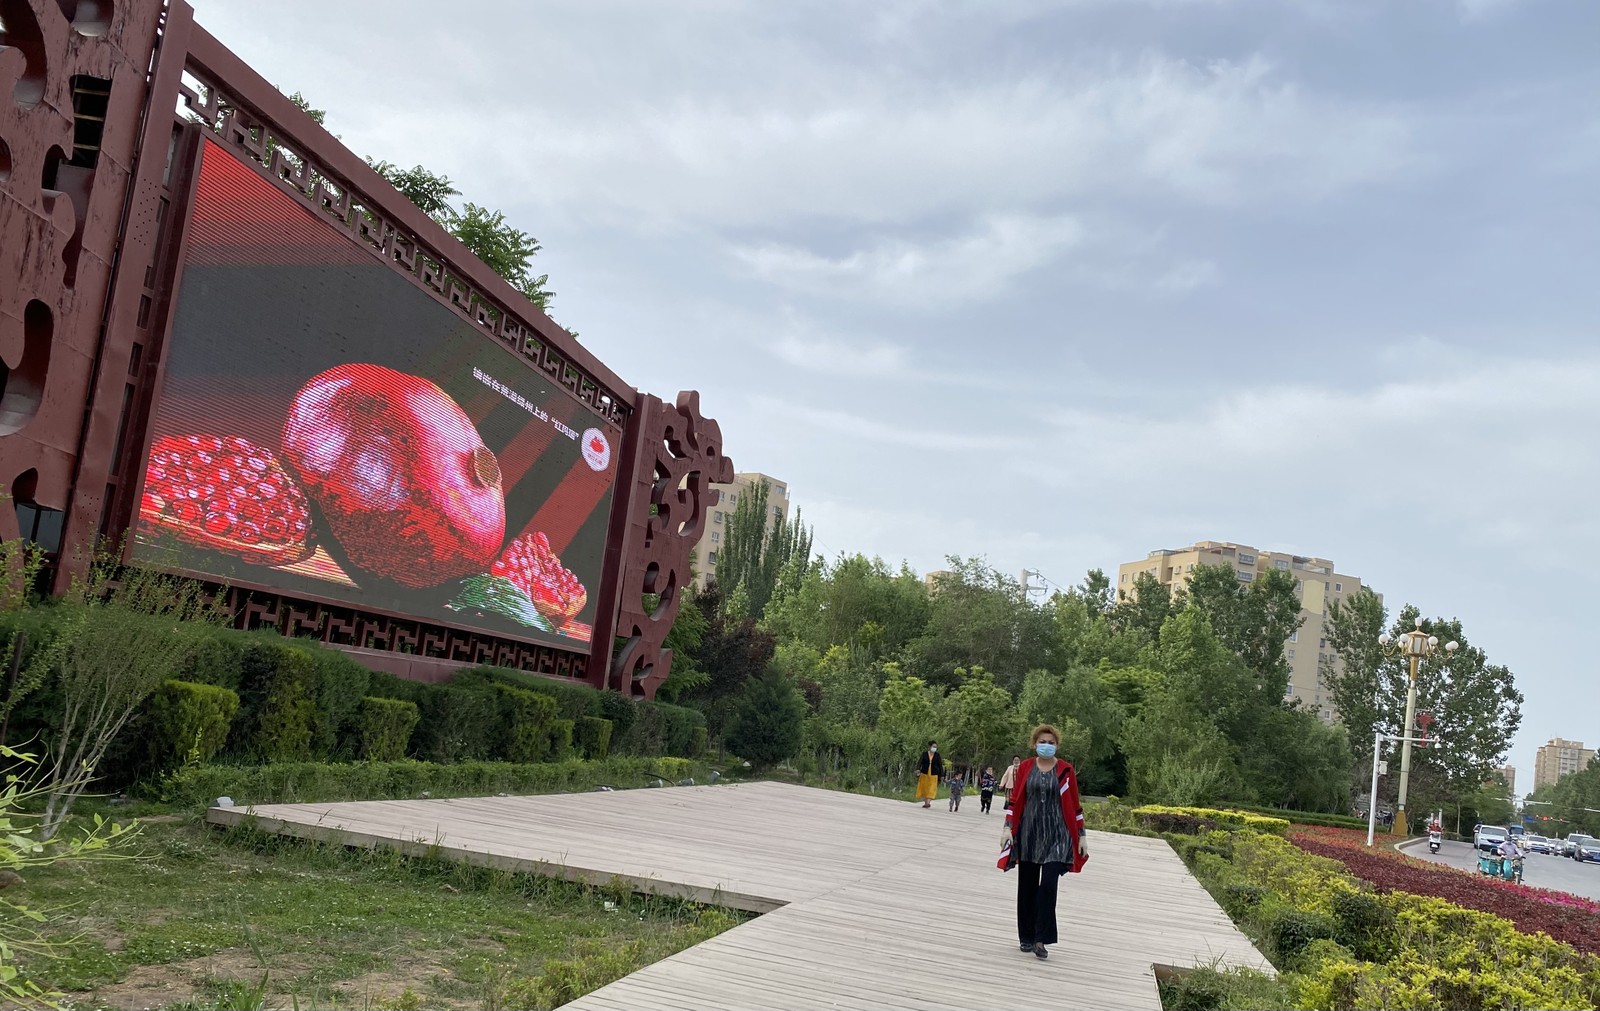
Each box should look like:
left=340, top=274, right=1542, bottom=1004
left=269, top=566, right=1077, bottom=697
left=0, top=0, right=728, bottom=698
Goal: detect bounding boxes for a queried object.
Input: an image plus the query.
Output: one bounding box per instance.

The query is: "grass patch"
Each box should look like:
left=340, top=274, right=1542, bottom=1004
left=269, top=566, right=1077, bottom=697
left=19, top=814, right=744, bottom=1009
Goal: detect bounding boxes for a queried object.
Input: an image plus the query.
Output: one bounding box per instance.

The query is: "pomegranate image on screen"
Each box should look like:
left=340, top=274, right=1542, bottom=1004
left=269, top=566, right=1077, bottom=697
left=139, top=435, right=315, bottom=567
left=281, top=364, right=506, bottom=589
left=493, top=531, right=589, bottom=622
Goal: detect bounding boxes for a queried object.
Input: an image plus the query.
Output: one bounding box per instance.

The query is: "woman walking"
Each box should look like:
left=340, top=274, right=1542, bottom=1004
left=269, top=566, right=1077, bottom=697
left=915, top=740, right=943, bottom=809
left=999, top=725, right=1087, bottom=959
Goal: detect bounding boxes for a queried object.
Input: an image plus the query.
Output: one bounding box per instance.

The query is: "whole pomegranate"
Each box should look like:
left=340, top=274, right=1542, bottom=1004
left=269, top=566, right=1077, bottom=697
left=281, top=364, right=506, bottom=589
left=492, top=531, right=588, bottom=622
left=139, top=434, right=314, bottom=567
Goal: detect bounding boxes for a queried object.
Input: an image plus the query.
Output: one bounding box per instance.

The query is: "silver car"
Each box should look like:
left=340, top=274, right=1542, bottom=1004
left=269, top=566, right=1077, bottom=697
left=1475, top=825, right=1508, bottom=853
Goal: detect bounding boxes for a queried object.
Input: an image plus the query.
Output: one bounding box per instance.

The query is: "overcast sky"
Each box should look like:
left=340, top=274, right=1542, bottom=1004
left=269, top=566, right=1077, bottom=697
left=191, top=0, right=1598, bottom=792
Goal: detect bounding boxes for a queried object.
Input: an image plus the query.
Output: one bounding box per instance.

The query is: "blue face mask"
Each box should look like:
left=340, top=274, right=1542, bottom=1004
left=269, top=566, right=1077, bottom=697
left=1036, top=742, right=1057, bottom=759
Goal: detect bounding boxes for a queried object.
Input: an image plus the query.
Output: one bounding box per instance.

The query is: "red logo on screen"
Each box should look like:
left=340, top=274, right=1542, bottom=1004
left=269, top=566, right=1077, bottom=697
left=581, top=428, right=611, bottom=472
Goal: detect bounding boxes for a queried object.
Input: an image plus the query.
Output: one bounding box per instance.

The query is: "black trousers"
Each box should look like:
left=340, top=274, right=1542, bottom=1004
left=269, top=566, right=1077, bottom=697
left=980, top=790, right=993, bottom=812
left=1016, top=861, right=1064, bottom=946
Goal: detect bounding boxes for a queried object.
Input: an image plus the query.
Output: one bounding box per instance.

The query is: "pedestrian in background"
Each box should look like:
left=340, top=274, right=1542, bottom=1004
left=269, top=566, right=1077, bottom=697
left=915, top=740, right=943, bottom=809
left=979, top=767, right=998, bottom=814
left=998, top=756, right=1021, bottom=793
left=948, top=768, right=966, bottom=812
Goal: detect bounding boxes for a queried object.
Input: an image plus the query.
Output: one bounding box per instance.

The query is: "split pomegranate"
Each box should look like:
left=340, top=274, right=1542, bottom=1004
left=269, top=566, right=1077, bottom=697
left=139, top=434, right=314, bottom=567
left=492, top=531, right=588, bottom=622
left=280, top=364, right=506, bottom=589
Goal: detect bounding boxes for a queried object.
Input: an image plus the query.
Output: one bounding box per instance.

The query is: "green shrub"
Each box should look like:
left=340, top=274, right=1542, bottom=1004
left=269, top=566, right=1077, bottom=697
left=158, top=756, right=712, bottom=807
left=145, top=679, right=240, bottom=775
left=357, top=697, right=420, bottom=761
left=1131, top=805, right=1289, bottom=836
left=413, top=684, right=499, bottom=762
left=595, top=690, right=638, bottom=739
left=547, top=719, right=575, bottom=761
left=176, top=630, right=250, bottom=690
left=1227, top=803, right=1367, bottom=830
left=1220, top=883, right=1266, bottom=920
left=1331, top=888, right=1398, bottom=963
left=363, top=669, right=426, bottom=705
left=575, top=716, right=613, bottom=760
left=1264, top=907, right=1338, bottom=966
left=689, top=726, right=707, bottom=757
left=659, top=702, right=704, bottom=757
left=494, top=684, right=560, bottom=763
left=307, top=648, right=370, bottom=759
left=234, top=640, right=317, bottom=761
left=462, top=665, right=599, bottom=720
left=1291, top=937, right=1356, bottom=974
left=1158, top=966, right=1290, bottom=1011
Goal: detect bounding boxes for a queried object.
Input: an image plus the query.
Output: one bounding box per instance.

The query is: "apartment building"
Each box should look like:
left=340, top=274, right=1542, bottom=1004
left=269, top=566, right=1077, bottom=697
left=693, top=472, right=790, bottom=591
left=1115, top=540, right=1366, bottom=722
left=1497, top=765, right=1516, bottom=796
left=1533, top=738, right=1595, bottom=791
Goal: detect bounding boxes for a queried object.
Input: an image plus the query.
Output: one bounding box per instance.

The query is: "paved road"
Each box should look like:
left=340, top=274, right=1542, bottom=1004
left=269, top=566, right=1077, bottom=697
left=1401, top=839, right=1600, bottom=902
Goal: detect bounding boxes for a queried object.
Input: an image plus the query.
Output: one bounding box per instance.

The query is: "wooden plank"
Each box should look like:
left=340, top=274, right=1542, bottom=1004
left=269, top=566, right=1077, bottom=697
left=209, top=781, right=1268, bottom=1010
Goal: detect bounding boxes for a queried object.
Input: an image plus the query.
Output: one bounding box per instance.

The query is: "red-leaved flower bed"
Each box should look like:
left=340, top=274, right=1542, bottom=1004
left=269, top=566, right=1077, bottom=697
left=1290, top=825, right=1600, bottom=955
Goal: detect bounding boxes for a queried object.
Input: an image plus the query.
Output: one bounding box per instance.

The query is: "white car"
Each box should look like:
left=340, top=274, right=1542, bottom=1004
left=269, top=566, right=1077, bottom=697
left=1475, top=825, right=1508, bottom=853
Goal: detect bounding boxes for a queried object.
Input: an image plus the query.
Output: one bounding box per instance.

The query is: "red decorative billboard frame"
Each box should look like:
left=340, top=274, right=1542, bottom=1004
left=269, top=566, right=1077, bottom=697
left=0, top=0, right=727, bottom=696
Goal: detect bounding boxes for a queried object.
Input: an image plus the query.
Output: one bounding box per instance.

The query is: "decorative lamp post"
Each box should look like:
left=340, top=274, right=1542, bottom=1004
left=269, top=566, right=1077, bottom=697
left=1377, top=618, right=1458, bottom=837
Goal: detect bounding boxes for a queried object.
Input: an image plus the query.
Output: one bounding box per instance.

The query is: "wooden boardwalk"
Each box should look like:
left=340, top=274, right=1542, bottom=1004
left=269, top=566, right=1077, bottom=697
left=207, top=781, right=1267, bottom=1009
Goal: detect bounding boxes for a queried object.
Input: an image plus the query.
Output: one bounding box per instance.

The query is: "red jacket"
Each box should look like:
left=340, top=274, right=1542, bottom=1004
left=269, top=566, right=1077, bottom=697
left=998, top=757, right=1088, bottom=873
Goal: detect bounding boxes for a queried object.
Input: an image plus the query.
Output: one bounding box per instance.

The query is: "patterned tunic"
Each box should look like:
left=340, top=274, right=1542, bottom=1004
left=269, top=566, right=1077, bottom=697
left=1017, top=763, right=1073, bottom=866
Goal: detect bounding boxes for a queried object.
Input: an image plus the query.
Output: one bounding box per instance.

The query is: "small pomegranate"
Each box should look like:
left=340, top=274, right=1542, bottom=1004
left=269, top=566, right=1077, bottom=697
left=139, top=434, right=314, bottom=567
left=281, top=363, right=505, bottom=589
left=492, top=531, right=588, bottom=622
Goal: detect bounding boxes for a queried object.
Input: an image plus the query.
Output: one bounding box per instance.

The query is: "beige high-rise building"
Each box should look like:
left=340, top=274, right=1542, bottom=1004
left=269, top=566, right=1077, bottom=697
left=1533, top=738, right=1594, bottom=791
left=693, top=472, right=790, bottom=591
left=1497, top=765, right=1516, bottom=796
left=1115, top=540, right=1367, bottom=723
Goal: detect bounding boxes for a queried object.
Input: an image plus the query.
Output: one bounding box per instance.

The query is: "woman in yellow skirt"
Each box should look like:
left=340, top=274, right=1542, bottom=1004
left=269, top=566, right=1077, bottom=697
left=916, top=740, right=943, bottom=809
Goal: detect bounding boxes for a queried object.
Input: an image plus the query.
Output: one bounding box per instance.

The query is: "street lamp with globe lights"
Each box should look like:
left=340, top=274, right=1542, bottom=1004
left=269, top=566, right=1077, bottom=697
left=1378, top=617, right=1459, bottom=837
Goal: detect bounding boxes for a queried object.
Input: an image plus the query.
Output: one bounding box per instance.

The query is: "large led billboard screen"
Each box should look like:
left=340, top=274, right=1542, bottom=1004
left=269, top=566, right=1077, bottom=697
left=132, top=138, right=617, bottom=648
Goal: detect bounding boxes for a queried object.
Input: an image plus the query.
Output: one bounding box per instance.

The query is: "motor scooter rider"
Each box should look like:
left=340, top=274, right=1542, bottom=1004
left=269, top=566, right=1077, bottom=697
left=1496, top=836, right=1523, bottom=875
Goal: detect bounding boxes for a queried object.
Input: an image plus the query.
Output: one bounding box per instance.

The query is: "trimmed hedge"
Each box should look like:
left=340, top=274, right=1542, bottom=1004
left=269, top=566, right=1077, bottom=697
left=495, top=684, right=561, bottom=764
left=462, top=664, right=703, bottom=758
left=145, top=679, right=240, bottom=775
left=309, top=649, right=370, bottom=759
left=357, top=696, right=420, bottom=761
left=1228, top=803, right=1368, bottom=831
left=234, top=640, right=317, bottom=762
left=158, top=756, right=709, bottom=807
left=576, top=716, right=613, bottom=760
left=1132, top=804, right=1290, bottom=836
left=414, top=684, right=500, bottom=763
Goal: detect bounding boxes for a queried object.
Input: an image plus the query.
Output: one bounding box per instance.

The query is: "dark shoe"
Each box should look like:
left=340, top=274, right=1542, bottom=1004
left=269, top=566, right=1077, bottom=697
left=1019, top=942, right=1033, bottom=952
left=1033, top=943, right=1048, bottom=960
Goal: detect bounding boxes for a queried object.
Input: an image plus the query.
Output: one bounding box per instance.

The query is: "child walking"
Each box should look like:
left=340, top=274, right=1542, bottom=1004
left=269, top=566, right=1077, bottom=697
left=979, top=766, right=997, bottom=814
left=947, top=770, right=966, bottom=812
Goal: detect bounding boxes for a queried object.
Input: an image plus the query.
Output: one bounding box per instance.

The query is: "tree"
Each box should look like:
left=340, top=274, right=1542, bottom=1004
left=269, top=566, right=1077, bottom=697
left=724, top=669, right=805, bottom=770
left=32, top=561, right=228, bottom=838
left=1183, top=563, right=1302, bottom=697
left=877, top=664, right=940, bottom=781
left=713, top=479, right=813, bottom=621
left=1111, top=571, right=1177, bottom=643
left=1321, top=586, right=1388, bottom=767
left=1324, top=596, right=1522, bottom=817
left=280, top=90, right=561, bottom=313
left=1017, top=666, right=1121, bottom=772
left=761, top=554, right=929, bottom=659
left=0, top=744, right=136, bottom=1009
left=900, top=557, right=1055, bottom=694
left=938, top=666, right=1025, bottom=780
